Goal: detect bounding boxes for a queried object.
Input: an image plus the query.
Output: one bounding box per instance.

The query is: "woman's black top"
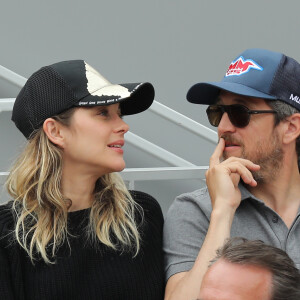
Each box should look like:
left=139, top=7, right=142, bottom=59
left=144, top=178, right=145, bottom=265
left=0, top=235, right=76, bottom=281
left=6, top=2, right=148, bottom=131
left=0, top=191, right=164, bottom=300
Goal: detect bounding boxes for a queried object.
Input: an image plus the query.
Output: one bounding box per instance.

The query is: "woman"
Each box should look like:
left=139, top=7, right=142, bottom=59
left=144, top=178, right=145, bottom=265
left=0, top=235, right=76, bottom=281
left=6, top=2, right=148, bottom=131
left=0, top=60, right=164, bottom=299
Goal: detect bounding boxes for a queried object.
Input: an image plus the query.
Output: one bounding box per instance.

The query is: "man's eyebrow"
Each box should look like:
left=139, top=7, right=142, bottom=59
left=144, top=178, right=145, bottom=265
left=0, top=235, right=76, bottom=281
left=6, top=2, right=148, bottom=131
left=216, top=96, right=253, bottom=107
left=215, top=96, right=222, bottom=104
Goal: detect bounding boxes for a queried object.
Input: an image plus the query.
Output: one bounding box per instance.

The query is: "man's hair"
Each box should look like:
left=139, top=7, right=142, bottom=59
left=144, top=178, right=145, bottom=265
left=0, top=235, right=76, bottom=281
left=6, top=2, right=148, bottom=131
left=267, top=100, right=300, bottom=170
left=210, top=238, right=300, bottom=300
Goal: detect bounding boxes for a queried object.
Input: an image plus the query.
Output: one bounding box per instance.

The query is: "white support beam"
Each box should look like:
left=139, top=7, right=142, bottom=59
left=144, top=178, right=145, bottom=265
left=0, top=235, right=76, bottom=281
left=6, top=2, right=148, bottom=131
left=0, top=172, right=8, bottom=185
left=121, top=166, right=208, bottom=181
left=0, top=98, right=15, bottom=112
left=0, top=102, right=196, bottom=167
left=150, top=101, right=218, bottom=144
left=1, top=167, right=208, bottom=184
left=126, top=132, right=195, bottom=167
left=0, top=99, right=219, bottom=146
left=0, top=64, right=217, bottom=168
left=0, top=65, right=27, bottom=88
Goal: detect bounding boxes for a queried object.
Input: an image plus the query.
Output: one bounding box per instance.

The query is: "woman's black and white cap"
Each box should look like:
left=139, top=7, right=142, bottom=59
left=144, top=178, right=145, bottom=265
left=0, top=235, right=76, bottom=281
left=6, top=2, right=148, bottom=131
left=12, top=60, right=155, bottom=139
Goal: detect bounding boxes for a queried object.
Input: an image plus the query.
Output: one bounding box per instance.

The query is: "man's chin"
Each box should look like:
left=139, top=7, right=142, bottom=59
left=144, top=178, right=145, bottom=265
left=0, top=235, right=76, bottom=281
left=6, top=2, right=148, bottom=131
left=222, top=152, right=241, bottom=160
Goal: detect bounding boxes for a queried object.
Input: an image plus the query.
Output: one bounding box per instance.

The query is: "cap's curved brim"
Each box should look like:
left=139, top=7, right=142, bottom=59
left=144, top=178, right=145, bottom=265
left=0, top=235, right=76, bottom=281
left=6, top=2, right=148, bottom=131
left=187, top=82, right=276, bottom=105
left=75, top=82, right=155, bottom=115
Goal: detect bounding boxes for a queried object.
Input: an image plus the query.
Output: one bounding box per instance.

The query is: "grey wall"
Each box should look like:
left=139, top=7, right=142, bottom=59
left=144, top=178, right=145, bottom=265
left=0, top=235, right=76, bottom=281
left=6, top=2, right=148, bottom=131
left=1, top=0, right=300, bottom=214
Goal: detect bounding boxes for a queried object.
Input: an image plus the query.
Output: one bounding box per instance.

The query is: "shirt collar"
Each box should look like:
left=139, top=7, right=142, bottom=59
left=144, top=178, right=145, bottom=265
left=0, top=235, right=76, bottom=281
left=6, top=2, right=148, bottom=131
left=240, top=183, right=265, bottom=205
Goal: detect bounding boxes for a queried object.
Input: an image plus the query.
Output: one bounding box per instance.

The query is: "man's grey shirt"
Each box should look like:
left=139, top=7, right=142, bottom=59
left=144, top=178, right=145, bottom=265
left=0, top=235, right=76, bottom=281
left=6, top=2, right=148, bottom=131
left=163, top=184, right=300, bottom=281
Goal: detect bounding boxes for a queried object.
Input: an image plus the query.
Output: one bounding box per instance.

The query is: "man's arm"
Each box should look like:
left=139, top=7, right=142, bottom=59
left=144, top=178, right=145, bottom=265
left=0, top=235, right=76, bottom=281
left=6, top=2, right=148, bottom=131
left=165, top=138, right=260, bottom=300
left=165, top=207, right=236, bottom=300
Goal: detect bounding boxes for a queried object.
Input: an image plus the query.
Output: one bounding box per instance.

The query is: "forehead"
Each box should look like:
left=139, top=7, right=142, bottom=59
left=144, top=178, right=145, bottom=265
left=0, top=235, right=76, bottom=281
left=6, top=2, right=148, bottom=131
left=217, top=91, right=269, bottom=108
left=200, top=259, right=272, bottom=300
left=97, top=103, right=120, bottom=110
left=71, top=103, right=121, bottom=120
left=82, top=103, right=121, bottom=112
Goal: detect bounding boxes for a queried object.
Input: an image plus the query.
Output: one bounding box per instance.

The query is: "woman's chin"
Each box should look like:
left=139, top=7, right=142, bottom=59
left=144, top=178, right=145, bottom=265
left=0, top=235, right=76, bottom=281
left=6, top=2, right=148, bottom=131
left=109, top=162, right=126, bottom=174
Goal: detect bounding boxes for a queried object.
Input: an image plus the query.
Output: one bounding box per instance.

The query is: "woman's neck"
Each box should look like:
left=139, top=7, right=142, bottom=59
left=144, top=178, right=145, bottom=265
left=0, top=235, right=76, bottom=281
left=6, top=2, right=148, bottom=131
left=61, top=168, right=99, bottom=212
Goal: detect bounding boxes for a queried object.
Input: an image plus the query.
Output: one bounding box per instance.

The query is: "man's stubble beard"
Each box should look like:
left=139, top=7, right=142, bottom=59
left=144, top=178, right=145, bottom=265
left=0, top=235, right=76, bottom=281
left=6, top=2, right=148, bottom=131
left=222, top=131, right=283, bottom=184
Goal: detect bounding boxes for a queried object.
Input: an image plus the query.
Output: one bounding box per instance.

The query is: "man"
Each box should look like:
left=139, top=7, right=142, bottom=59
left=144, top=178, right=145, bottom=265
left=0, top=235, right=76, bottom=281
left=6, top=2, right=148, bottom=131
left=199, top=238, right=300, bottom=300
left=163, top=48, right=300, bottom=300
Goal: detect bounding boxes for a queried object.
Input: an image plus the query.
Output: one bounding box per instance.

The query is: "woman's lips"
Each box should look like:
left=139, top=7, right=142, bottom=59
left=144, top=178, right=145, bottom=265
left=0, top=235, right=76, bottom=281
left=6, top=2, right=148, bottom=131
left=107, top=140, right=124, bottom=154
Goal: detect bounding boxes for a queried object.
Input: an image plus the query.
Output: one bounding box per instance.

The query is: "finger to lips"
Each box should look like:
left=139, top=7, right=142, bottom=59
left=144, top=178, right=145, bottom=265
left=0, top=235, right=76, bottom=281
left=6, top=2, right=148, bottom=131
left=210, top=138, right=225, bottom=166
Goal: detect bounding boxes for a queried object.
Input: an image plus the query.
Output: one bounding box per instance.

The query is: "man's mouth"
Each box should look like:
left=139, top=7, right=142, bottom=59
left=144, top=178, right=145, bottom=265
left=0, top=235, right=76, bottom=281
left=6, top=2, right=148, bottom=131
left=225, top=142, right=239, bottom=147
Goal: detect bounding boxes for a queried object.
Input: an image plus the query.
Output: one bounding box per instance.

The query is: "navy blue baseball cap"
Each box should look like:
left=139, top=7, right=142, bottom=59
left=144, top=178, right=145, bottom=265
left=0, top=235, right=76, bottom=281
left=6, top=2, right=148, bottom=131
left=187, top=48, right=300, bottom=111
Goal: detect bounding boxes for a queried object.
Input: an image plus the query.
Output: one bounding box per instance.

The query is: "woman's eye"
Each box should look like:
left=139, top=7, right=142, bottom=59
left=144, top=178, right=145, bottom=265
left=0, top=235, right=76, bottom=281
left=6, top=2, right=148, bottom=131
left=98, top=109, right=108, bottom=116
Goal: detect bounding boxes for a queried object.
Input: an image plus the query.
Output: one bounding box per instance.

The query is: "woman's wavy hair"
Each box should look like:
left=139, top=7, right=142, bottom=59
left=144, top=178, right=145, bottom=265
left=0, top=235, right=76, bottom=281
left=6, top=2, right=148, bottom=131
left=6, top=107, right=142, bottom=264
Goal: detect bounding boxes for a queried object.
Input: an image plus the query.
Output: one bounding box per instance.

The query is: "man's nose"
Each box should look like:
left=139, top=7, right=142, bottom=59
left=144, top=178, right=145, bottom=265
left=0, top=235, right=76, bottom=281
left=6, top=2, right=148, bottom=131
left=218, top=112, right=236, bottom=135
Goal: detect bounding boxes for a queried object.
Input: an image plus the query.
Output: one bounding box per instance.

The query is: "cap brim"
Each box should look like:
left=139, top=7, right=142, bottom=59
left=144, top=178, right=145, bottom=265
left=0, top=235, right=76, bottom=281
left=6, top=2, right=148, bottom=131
left=187, top=82, right=276, bottom=105
left=76, top=82, right=155, bottom=115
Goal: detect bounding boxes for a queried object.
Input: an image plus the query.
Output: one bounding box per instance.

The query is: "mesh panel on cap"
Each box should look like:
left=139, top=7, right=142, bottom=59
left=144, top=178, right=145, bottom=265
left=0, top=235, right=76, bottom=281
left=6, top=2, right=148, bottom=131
left=12, top=86, right=33, bottom=138
left=270, top=55, right=300, bottom=110
left=12, top=66, right=79, bottom=139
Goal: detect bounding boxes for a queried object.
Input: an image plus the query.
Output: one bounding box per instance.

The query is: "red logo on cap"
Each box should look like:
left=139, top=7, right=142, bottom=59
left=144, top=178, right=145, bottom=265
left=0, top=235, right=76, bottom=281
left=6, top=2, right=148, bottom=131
left=226, top=56, right=263, bottom=77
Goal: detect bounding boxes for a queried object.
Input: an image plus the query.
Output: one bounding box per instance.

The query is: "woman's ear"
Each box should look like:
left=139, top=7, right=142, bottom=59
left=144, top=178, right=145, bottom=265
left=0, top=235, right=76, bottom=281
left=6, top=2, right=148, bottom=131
left=282, top=113, right=300, bottom=145
left=43, top=118, right=66, bottom=148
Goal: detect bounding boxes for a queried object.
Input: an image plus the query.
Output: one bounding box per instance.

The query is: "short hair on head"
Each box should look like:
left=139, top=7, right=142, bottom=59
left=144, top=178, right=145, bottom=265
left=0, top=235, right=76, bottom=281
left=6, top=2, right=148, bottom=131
left=210, top=238, right=300, bottom=300
left=267, top=100, right=300, bottom=170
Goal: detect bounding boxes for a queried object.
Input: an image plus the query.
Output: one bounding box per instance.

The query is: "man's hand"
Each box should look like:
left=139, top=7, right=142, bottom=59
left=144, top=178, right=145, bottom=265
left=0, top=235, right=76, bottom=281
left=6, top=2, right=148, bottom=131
left=164, top=138, right=261, bottom=300
left=206, top=138, right=260, bottom=212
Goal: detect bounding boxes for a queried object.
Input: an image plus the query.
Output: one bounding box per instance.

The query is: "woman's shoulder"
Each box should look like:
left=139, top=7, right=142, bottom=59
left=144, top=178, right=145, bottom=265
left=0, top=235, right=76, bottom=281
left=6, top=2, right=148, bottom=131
left=0, top=201, right=15, bottom=243
left=130, top=190, right=164, bottom=227
left=129, top=190, right=162, bottom=216
left=0, top=201, right=15, bottom=223
left=130, top=190, right=164, bottom=231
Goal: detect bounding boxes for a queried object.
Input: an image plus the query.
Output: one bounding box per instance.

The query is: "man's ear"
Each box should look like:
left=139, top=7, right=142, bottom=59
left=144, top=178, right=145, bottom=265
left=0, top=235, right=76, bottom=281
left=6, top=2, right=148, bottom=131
left=282, top=113, right=300, bottom=145
left=43, top=118, right=66, bottom=148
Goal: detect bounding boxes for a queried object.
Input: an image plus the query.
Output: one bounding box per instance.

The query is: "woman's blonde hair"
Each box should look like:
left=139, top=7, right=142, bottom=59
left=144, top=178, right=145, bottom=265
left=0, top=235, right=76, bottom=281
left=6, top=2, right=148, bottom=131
left=6, top=108, right=141, bottom=264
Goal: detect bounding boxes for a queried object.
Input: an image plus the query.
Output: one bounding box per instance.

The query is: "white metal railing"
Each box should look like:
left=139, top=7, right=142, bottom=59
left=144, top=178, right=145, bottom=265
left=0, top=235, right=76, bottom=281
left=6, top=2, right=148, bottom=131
left=0, top=65, right=27, bottom=88
left=0, top=172, right=8, bottom=186
left=121, top=166, right=208, bottom=189
left=150, top=101, right=217, bottom=144
left=0, top=98, right=14, bottom=112
left=0, top=98, right=217, bottom=144
left=125, top=132, right=195, bottom=167
left=1, top=167, right=208, bottom=189
left=0, top=97, right=218, bottom=164
left=0, top=64, right=217, bottom=185
left=0, top=99, right=195, bottom=167
left=0, top=64, right=217, bottom=145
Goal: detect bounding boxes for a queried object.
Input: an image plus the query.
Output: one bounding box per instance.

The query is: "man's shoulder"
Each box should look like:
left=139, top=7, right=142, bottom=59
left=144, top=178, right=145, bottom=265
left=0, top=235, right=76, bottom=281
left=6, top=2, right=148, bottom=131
left=174, top=187, right=211, bottom=208
left=176, top=187, right=210, bottom=200
left=166, top=187, right=212, bottom=220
